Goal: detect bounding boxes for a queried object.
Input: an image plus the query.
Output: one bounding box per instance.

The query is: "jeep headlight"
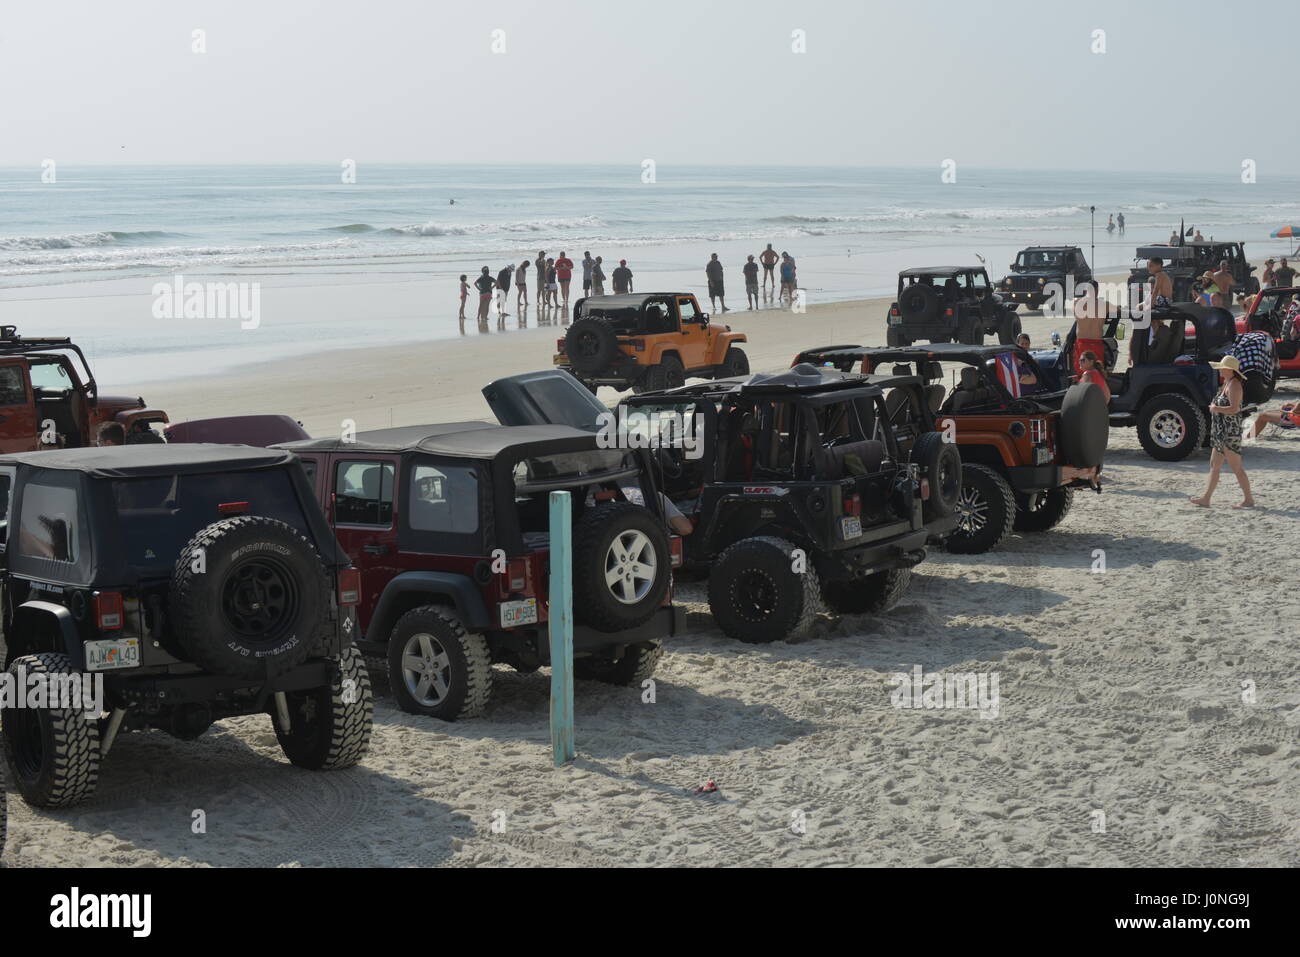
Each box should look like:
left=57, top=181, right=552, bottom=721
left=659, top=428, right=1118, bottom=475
left=1038, top=277, right=1047, bottom=286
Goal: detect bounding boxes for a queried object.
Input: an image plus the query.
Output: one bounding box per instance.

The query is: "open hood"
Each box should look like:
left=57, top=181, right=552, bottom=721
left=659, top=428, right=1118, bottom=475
left=481, top=369, right=610, bottom=432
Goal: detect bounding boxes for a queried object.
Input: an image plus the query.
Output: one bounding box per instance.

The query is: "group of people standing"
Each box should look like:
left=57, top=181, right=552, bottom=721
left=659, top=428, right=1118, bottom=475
left=711, top=245, right=800, bottom=313
left=460, top=250, right=635, bottom=322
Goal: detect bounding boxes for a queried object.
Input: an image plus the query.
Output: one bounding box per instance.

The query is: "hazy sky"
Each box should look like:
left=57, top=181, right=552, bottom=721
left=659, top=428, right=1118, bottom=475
left=1, top=0, right=1292, bottom=174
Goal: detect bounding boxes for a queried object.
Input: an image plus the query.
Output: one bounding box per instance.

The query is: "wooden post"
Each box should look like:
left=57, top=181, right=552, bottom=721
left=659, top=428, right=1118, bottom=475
left=548, top=490, right=576, bottom=767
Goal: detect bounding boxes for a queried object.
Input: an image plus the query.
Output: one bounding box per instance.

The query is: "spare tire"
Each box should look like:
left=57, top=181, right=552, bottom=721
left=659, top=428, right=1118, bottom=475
left=170, top=516, right=330, bottom=680
left=898, top=284, right=940, bottom=323
left=564, top=316, right=620, bottom=374
left=572, top=502, right=671, bottom=632
left=912, top=431, right=962, bottom=519
left=1058, top=381, right=1108, bottom=468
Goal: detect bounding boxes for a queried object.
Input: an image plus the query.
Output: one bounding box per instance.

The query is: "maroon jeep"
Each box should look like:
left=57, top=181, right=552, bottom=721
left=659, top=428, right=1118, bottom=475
left=273, top=422, right=685, bottom=721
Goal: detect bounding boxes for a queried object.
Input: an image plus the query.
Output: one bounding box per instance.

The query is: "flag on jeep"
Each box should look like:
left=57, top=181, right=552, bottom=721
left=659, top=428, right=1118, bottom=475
left=994, top=352, right=1022, bottom=398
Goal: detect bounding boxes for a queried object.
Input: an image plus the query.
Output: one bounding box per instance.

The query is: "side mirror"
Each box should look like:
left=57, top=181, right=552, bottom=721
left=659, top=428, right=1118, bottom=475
left=1051, top=332, right=1062, bottom=347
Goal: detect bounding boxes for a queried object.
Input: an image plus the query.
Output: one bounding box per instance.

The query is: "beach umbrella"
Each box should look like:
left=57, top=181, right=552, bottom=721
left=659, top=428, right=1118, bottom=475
left=1270, top=226, right=1300, bottom=238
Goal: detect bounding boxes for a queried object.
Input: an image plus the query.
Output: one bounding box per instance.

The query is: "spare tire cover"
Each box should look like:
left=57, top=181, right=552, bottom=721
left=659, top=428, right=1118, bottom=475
left=1058, top=381, right=1108, bottom=468
left=170, top=515, right=330, bottom=680
left=565, top=317, right=620, bottom=374
left=898, top=284, right=940, bottom=323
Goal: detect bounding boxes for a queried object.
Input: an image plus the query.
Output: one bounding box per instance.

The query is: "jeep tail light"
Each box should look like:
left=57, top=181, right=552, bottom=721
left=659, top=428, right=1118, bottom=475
left=669, top=535, right=683, bottom=568
left=628, top=338, right=646, bottom=352
left=944, top=308, right=954, bottom=317
left=218, top=501, right=250, bottom=515
left=338, top=568, right=361, bottom=606
left=889, top=306, right=900, bottom=316
left=843, top=493, right=861, bottom=517
left=919, top=478, right=931, bottom=501
left=95, top=591, right=124, bottom=630
left=1029, top=418, right=1048, bottom=444
left=556, top=338, right=566, bottom=352
left=506, top=559, right=528, bottom=592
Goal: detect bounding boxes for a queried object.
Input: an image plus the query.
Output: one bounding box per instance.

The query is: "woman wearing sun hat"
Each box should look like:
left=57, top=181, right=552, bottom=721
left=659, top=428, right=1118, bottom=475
left=1190, top=354, right=1254, bottom=508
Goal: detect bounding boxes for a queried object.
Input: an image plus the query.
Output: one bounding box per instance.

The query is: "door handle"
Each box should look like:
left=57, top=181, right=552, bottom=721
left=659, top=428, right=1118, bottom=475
left=362, top=544, right=388, bottom=555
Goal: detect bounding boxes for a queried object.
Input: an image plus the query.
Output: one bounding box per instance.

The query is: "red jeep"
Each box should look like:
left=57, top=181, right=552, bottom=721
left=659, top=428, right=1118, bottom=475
left=0, top=325, right=168, bottom=450
left=274, top=423, right=685, bottom=720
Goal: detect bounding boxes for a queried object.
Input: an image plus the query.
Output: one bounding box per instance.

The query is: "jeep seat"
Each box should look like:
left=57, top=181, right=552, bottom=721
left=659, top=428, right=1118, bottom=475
left=817, top=439, right=885, bottom=480
left=947, top=367, right=994, bottom=412
left=925, top=384, right=946, bottom=412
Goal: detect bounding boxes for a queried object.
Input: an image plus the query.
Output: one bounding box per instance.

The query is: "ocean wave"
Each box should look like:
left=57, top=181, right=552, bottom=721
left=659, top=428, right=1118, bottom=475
left=0, top=238, right=356, bottom=275
left=0, top=229, right=180, bottom=251
left=366, top=215, right=606, bottom=237
left=764, top=205, right=1088, bottom=225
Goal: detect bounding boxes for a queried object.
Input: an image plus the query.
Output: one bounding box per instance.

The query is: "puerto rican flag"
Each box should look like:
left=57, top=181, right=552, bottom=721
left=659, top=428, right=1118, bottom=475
left=994, top=352, right=1022, bottom=398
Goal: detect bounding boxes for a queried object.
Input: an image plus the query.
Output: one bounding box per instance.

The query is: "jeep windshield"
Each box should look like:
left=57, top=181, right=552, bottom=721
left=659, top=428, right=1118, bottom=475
left=1016, top=251, right=1065, bottom=270
left=110, top=469, right=315, bottom=575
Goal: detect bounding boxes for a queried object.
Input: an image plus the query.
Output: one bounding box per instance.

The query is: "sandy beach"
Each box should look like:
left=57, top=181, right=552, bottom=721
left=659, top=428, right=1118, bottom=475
left=4, top=276, right=1298, bottom=869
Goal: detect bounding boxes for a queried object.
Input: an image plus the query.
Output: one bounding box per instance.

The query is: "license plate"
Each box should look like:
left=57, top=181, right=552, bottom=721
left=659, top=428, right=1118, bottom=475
left=85, top=637, right=141, bottom=672
left=500, top=599, right=538, bottom=628
left=889, top=316, right=903, bottom=325
left=840, top=516, right=862, bottom=540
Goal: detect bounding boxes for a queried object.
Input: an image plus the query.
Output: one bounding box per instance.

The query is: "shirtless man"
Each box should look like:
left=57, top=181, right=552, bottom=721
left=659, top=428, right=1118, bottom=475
left=1212, top=260, right=1234, bottom=306
left=1139, top=258, right=1174, bottom=312
left=1072, top=290, right=1108, bottom=376
left=759, top=244, right=780, bottom=298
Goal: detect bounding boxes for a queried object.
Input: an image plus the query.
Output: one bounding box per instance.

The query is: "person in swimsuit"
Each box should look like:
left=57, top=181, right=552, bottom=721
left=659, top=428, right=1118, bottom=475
left=1246, top=401, right=1300, bottom=438
left=1190, top=355, right=1254, bottom=508
left=760, top=244, right=780, bottom=298
left=515, top=260, right=530, bottom=309
left=473, top=266, right=495, bottom=322
left=1142, top=258, right=1174, bottom=310
left=458, top=274, right=470, bottom=321
left=1077, top=351, right=1111, bottom=402
left=1072, top=290, right=1108, bottom=376
left=535, top=250, right=547, bottom=301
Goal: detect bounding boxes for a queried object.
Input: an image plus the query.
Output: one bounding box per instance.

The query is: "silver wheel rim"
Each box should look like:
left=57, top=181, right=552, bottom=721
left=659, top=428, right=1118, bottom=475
left=1149, top=410, right=1186, bottom=448
left=956, top=487, right=988, bottom=535
left=401, top=632, right=451, bottom=707
left=605, top=530, right=657, bottom=604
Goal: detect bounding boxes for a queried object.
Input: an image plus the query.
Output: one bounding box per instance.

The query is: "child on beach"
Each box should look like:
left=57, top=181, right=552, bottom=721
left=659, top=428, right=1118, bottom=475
left=546, top=259, right=559, bottom=308
left=458, top=274, right=470, bottom=320
left=1190, top=355, right=1254, bottom=509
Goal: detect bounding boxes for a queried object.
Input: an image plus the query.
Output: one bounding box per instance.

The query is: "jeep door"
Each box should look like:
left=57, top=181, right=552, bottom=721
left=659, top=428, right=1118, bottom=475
left=0, top=360, right=38, bottom=452
left=326, top=454, right=399, bottom=629
left=676, top=296, right=712, bottom=371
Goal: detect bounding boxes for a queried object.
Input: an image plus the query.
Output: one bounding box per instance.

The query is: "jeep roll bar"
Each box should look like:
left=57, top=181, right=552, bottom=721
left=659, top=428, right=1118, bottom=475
left=0, top=330, right=98, bottom=402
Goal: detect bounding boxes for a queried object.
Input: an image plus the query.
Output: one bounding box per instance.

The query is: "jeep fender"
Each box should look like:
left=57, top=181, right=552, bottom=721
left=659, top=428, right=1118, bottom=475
left=366, top=571, right=491, bottom=645
left=647, top=345, right=683, bottom=367
left=11, top=601, right=85, bottom=669
left=712, top=332, right=748, bottom=363
left=114, top=408, right=170, bottom=427
left=953, top=434, right=1019, bottom=469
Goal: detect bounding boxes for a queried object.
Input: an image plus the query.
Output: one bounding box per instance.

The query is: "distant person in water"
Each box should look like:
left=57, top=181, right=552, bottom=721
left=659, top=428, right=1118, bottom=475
left=760, top=244, right=780, bottom=298
left=458, top=274, right=470, bottom=321
left=743, top=255, right=760, bottom=309
left=473, top=266, right=495, bottom=322
left=1116, top=212, right=1125, bottom=234
left=1106, top=214, right=1115, bottom=233
left=515, top=260, right=530, bottom=309
left=706, top=253, right=728, bottom=313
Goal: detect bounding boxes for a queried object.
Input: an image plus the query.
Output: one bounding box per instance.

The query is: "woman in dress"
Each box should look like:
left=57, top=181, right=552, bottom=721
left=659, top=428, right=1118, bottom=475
left=1190, top=355, right=1254, bottom=509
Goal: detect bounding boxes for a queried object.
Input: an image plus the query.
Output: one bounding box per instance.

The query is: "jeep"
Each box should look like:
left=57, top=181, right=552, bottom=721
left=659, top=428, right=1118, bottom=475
left=1127, top=241, right=1258, bottom=303
left=886, top=267, right=1021, bottom=347
left=0, top=444, right=372, bottom=808
left=1237, top=286, right=1300, bottom=380
left=797, top=344, right=1107, bottom=553
left=274, top=423, right=686, bottom=721
left=0, top=325, right=169, bottom=450
left=997, top=246, right=1094, bottom=312
left=482, top=367, right=962, bottom=644
left=553, top=293, right=749, bottom=393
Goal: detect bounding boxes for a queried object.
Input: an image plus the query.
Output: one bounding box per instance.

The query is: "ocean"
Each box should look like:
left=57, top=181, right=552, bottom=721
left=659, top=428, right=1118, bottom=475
left=1, top=163, right=1296, bottom=383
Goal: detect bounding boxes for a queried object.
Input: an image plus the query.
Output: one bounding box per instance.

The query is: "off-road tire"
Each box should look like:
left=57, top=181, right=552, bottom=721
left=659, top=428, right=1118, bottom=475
left=821, top=568, right=912, bottom=616
left=1, top=653, right=100, bottom=808
left=946, top=464, right=1016, bottom=554
left=913, top=431, right=962, bottom=520
left=708, top=536, right=822, bottom=643
left=721, top=347, right=750, bottom=378
left=573, top=641, right=663, bottom=686
left=641, top=354, right=685, bottom=393
left=573, top=502, right=671, bottom=632
left=387, top=606, right=492, bottom=721
left=564, top=316, right=620, bottom=374
left=1013, top=486, right=1075, bottom=533
left=996, top=313, right=1019, bottom=345
left=1136, top=392, right=1206, bottom=461
left=171, top=516, right=329, bottom=680
left=273, top=646, right=373, bottom=770
left=958, top=318, right=983, bottom=345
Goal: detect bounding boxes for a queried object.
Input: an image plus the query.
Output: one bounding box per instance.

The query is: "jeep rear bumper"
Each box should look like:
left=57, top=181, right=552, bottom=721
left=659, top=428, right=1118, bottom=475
left=822, top=519, right=950, bottom=581
left=567, top=605, right=687, bottom=655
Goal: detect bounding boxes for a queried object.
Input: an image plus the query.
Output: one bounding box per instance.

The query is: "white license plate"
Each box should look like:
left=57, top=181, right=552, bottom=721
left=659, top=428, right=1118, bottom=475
left=889, top=316, right=903, bottom=325
left=85, top=637, right=141, bottom=672
left=840, top=516, right=862, bottom=540
left=500, top=599, right=538, bottom=628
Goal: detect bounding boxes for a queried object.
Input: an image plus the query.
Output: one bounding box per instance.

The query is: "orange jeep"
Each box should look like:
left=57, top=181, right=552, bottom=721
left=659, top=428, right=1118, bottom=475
left=554, top=293, right=749, bottom=393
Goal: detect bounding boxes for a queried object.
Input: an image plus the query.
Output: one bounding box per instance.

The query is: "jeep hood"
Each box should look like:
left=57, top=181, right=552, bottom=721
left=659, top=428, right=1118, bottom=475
left=482, top=369, right=609, bottom=432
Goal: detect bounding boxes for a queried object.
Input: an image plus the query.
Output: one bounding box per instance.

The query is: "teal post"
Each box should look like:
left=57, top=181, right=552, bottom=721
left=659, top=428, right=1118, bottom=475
left=548, top=490, right=576, bottom=766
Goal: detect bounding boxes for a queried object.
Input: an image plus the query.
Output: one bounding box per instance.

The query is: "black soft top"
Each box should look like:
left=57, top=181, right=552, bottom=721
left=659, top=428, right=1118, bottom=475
left=277, top=423, right=606, bottom=459
left=899, top=266, right=983, bottom=278
left=629, top=366, right=886, bottom=402
left=860, top=343, right=1029, bottom=365
left=0, top=443, right=296, bottom=478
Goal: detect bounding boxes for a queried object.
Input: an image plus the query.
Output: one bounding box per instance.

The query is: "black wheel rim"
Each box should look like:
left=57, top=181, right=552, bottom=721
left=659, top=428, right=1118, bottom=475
left=221, top=556, right=300, bottom=641
left=574, top=331, right=600, bottom=358
left=730, top=569, right=778, bottom=621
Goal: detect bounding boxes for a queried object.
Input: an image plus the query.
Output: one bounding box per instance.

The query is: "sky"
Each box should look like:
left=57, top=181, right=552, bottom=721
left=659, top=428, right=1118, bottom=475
left=0, top=0, right=1292, bottom=175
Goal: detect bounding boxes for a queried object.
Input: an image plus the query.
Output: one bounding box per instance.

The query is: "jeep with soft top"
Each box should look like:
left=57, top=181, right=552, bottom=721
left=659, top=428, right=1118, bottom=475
left=0, top=325, right=169, bottom=450
left=554, top=293, right=749, bottom=393
left=275, top=423, right=685, bottom=721
left=482, top=367, right=962, bottom=644
left=997, top=246, right=1094, bottom=312
left=796, top=343, right=1107, bottom=553
left=0, top=444, right=372, bottom=808
left=1126, top=241, right=1258, bottom=303
left=886, top=267, right=1021, bottom=347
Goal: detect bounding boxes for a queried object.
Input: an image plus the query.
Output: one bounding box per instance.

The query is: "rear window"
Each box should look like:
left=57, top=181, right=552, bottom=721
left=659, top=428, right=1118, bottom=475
left=111, top=469, right=312, bottom=572
left=408, top=464, right=479, bottom=534
left=18, top=482, right=79, bottom=563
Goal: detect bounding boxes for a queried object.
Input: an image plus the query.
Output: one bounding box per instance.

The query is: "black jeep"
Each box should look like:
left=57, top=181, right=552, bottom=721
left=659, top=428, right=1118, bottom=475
left=887, top=266, right=1021, bottom=347
left=274, top=423, right=685, bottom=721
left=0, top=445, right=373, bottom=808
left=1127, top=241, right=1258, bottom=302
left=997, top=246, right=1094, bottom=312
left=484, top=367, right=962, bottom=644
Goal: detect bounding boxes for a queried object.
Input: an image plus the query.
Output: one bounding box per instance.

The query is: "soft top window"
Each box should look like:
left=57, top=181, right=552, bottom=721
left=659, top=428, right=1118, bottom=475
left=18, top=482, right=79, bottom=563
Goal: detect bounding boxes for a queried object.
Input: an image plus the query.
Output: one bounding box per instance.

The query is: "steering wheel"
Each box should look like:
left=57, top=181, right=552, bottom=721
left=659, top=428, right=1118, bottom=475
left=656, top=448, right=684, bottom=478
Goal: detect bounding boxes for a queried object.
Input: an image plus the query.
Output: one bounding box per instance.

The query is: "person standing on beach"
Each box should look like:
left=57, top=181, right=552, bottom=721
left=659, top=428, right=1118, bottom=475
left=515, top=260, right=530, bottom=310
left=1212, top=260, right=1234, bottom=306
left=495, top=263, right=513, bottom=319
left=581, top=251, right=595, bottom=298
left=743, top=255, right=760, bottom=309
left=474, top=266, right=495, bottom=322
left=545, top=258, right=559, bottom=308
left=779, top=253, right=796, bottom=306
left=458, top=274, right=470, bottom=321
left=1193, top=229, right=1204, bottom=243
left=1190, top=355, right=1253, bottom=508
left=612, top=259, right=633, bottom=294
left=706, top=253, right=728, bottom=313
left=1116, top=212, right=1125, bottom=234
left=535, top=250, right=547, bottom=303
left=1274, top=258, right=1296, bottom=288
left=591, top=256, right=606, bottom=296
left=555, top=251, right=575, bottom=308
left=1262, top=258, right=1276, bottom=289
left=760, top=244, right=780, bottom=298
left=1072, top=292, right=1107, bottom=376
